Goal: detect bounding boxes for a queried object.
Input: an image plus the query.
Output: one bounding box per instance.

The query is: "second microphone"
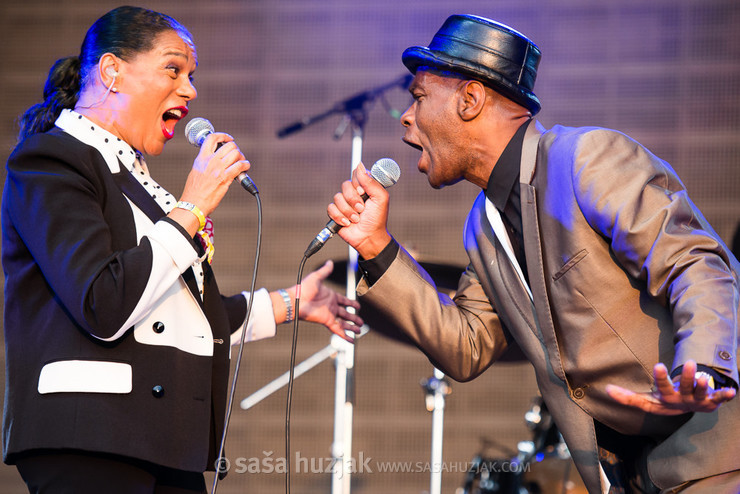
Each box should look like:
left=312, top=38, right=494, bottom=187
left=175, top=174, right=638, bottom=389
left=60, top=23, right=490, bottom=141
left=304, top=158, right=401, bottom=258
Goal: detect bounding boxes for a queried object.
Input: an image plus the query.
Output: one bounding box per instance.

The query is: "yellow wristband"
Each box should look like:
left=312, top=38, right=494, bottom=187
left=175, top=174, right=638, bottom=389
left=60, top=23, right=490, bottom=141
left=175, top=201, right=206, bottom=230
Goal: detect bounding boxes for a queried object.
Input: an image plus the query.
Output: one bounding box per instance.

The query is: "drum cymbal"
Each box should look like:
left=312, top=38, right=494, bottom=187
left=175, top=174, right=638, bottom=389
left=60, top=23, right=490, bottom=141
left=322, top=258, right=462, bottom=347
left=324, top=258, right=528, bottom=361
left=326, top=259, right=464, bottom=292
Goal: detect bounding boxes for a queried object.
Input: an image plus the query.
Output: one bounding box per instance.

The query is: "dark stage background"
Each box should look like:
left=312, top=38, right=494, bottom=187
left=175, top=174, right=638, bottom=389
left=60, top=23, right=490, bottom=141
left=1, top=1, right=738, bottom=493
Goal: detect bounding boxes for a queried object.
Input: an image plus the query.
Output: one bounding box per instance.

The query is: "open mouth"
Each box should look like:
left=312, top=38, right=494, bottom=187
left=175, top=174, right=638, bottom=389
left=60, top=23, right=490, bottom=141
left=402, top=137, right=423, bottom=152
left=161, top=106, right=189, bottom=139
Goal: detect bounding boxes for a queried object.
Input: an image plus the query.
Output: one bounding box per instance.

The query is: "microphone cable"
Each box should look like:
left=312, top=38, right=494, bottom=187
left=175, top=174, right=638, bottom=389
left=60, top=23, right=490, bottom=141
left=284, top=254, right=309, bottom=494
left=212, top=190, right=263, bottom=494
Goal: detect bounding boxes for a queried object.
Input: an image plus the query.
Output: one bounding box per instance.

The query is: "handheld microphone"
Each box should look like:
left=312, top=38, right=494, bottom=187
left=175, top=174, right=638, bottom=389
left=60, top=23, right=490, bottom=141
left=184, top=117, right=259, bottom=196
left=304, top=158, right=401, bottom=258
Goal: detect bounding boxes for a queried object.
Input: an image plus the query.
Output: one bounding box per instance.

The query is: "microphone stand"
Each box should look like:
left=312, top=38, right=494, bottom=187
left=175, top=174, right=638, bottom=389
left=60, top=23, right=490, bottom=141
left=287, top=74, right=410, bottom=494
left=241, top=74, right=411, bottom=494
left=329, top=115, right=363, bottom=494
left=275, top=74, right=412, bottom=139
left=421, top=368, right=452, bottom=494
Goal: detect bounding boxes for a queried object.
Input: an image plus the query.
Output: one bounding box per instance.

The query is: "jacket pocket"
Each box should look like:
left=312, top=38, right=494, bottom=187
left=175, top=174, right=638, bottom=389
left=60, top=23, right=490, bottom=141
left=38, top=360, right=132, bottom=394
left=552, top=249, right=589, bottom=281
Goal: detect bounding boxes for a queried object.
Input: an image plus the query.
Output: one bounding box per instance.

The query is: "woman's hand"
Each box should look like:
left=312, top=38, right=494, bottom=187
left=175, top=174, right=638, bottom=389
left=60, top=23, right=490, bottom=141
left=288, top=260, right=363, bottom=342
left=168, top=132, right=251, bottom=236
left=181, top=132, right=251, bottom=217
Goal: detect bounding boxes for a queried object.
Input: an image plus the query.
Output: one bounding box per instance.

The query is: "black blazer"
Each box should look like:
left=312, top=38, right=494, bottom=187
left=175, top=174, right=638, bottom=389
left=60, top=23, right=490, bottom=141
left=2, top=127, right=247, bottom=472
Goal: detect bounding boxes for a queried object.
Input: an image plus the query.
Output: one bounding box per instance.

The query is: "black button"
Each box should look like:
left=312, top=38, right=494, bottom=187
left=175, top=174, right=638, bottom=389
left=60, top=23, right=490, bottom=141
left=572, top=387, right=585, bottom=400
left=152, top=385, right=164, bottom=398
left=152, top=321, right=165, bottom=333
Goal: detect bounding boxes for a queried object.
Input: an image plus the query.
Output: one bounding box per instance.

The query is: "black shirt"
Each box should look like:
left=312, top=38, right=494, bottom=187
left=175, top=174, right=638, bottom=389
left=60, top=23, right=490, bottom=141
left=484, top=120, right=531, bottom=282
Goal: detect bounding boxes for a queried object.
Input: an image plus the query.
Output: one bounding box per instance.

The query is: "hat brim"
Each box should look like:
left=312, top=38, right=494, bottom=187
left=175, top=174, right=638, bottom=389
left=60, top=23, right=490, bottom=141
left=403, top=46, right=541, bottom=114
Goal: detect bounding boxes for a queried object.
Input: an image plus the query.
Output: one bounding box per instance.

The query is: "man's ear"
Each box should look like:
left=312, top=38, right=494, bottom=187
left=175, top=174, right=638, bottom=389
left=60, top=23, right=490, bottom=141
left=458, top=80, right=486, bottom=121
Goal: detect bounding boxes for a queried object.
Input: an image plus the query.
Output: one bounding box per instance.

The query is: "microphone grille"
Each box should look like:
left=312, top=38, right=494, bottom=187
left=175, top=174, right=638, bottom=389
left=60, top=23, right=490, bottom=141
left=370, top=158, right=401, bottom=188
left=184, top=117, right=214, bottom=147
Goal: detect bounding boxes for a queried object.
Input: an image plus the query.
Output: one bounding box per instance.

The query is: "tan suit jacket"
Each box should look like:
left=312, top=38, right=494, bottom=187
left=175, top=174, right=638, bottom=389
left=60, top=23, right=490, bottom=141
left=357, top=121, right=740, bottom=493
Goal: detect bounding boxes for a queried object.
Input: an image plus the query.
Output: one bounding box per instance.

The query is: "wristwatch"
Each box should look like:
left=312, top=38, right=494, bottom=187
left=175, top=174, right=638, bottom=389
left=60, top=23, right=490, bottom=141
left=694, top=371, right=716, bottom=390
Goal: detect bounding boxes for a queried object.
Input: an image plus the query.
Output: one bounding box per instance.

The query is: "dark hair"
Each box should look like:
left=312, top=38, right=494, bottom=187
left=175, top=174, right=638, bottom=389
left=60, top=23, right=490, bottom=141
left=17, top=6, right=194, bottom=142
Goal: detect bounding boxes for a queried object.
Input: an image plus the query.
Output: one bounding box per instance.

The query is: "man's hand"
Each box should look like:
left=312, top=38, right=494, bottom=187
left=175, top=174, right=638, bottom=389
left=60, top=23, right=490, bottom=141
left=326, top=162, right=392, bottom=260
left=605, top=360, right=736, bottom=415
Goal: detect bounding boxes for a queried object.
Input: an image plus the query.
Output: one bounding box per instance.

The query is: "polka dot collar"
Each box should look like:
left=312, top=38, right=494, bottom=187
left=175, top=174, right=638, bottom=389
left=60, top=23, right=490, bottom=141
left=55, top=109, right=138, bottom=174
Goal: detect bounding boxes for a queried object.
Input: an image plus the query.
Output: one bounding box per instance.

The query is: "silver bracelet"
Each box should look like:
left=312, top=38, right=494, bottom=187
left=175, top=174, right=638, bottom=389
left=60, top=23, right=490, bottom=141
left=278, top=289, right=293, bottom=323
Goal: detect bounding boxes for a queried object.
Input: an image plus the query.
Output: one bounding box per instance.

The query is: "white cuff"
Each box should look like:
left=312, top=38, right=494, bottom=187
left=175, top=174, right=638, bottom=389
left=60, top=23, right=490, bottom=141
left=230, top=288, right=277, bottom=345
left=148, top=220, right=199, bottom=272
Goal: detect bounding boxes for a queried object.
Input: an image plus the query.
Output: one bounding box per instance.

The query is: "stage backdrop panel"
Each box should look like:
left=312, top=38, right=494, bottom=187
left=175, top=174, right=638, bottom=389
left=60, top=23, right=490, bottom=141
left=1, top=1, right=738, bottom=492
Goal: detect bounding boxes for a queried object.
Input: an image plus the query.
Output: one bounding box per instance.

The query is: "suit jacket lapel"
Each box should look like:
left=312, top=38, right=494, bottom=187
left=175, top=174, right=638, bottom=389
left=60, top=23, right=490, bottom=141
left=112, top=167, right=167, bottom=224
left=520, top=121, right=567, bottom=382
left=111, top=166, right=204, bottom=307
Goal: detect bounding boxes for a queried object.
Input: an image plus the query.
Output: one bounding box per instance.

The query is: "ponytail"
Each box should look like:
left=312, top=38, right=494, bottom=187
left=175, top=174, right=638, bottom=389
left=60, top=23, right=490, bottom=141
left=17, top=56, right=81, bottom=142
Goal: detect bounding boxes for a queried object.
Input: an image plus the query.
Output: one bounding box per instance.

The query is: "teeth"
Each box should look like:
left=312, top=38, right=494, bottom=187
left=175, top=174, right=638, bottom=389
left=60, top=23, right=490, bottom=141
left=165, top=108, right=182, bottom=119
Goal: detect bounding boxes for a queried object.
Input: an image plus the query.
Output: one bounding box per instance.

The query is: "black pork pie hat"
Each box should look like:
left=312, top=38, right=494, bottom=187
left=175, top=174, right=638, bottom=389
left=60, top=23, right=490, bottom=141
left=402, top=14, right=542, bottom=114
